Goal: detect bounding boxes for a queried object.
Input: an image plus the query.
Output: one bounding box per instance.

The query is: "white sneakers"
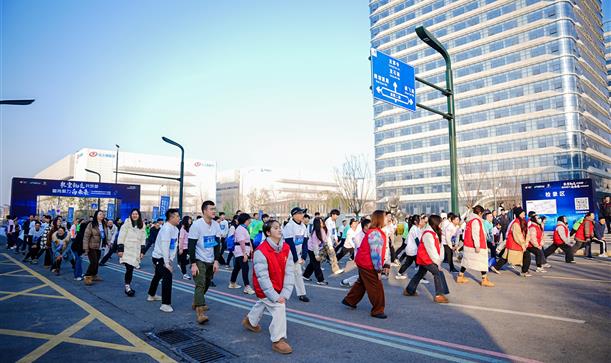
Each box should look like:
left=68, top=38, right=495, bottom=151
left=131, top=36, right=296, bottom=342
left=543, top=263, right=551, bottom=268
left=395, top=274, right=407, bottom=280
left=147, top=295, right=162, bottom=301
left=243, top=286, right=255, bottom=295
left=228, top=282, right=242, bottom=289
left=160, top=304, right=173, bottom=313
left=333, top=269, right=345, bottom=275
left=536, top=267, right=547, bottom=273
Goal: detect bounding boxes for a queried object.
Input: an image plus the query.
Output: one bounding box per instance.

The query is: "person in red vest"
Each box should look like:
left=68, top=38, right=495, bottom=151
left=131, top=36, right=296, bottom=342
left=341, top=210, right=390, bottom=319
left=403, top=214, right=450, bottom=303
left=544, top=216, right=575, bottom=263
left=572, top=212, right=595, bottom=256
left=242, top=220, right=295, bottom=354
left=492, top=207, right=532, bottom=277
left=526, top=212, right=550, bottom=273
left=456, top=205, right=495, bottom=287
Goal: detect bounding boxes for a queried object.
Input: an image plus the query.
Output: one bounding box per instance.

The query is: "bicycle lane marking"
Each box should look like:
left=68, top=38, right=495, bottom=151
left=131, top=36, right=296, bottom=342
left=101, top=261, right=541, bottom=363
left=2, top=253, right=176, bottom=363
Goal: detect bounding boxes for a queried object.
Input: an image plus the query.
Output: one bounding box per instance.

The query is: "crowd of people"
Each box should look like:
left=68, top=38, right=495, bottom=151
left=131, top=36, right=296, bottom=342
left=2, top=196, right=610, bottom=354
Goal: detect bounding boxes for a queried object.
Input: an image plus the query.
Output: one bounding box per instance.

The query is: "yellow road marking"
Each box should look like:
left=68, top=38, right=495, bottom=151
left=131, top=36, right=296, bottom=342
left=2, top=254, right=176, bottom=363
left=17, top=315, right=96, bottom=363
left=0, top=284, right=47, bottom=302
left=0, top=290, right=67, bottom=300
left=542, top=275, right=611, bottom=283
left=3, top=274, right=36, bottom=278
left=0, top=268, right=26, bottom=276
left=0, top=328, right=141, bottom=353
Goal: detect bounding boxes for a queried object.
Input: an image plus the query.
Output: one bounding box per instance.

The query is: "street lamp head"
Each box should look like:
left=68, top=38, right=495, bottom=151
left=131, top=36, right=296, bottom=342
left=116, top=144, right=120, bottom=149
left=0, top=99, right=35, bottom=105
left=415, top=26, right=449, bottom=61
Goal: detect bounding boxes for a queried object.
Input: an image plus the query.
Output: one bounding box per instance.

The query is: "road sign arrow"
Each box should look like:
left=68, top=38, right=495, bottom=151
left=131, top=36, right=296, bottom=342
left=376, top=86, right=382, bottom=93
left=393, top=82, right=397, bottom=91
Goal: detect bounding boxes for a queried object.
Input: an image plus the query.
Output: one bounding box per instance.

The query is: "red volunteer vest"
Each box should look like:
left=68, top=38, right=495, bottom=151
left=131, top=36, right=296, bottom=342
left=354, top=228, right=387, bottom=271
left=416, top=230, right=441, bottom=266
left=506, top=218, right=524, bottom=251
left=574, top=220, right=592, bottom=241
left=553, top=224, right=568, bottom=245
left=528, top=223, right=543, bottom=248
left=252, top=240, right=290, bottom=299
left=463, top=218, right=486, bottom=249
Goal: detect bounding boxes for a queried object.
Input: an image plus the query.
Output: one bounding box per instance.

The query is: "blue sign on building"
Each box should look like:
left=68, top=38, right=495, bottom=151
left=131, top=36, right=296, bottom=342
left=107, top=203, right=115, bottom=221
left=159, top=196, right=170, bottom=219
left=370, top=48, right=416, bottom=112
left=152, top=206, right=159, bottom=221
left=522, top=178, right=595, bottom=231
left=67, top=207, right=75, bottom=223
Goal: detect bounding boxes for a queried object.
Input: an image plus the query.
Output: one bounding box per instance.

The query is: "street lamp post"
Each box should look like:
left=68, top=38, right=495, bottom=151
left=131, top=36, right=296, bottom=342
left=114, top=144, right=120, bottom=218
left=415, top=26, right=458, bottom=214
left=162, top=137, right=184, bottom=216
left=85, top=169, right=102, bottom=210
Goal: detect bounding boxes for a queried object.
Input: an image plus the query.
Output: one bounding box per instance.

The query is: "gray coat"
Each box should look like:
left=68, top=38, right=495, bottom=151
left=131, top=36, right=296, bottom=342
left=253, top=237, right=295, bottom=302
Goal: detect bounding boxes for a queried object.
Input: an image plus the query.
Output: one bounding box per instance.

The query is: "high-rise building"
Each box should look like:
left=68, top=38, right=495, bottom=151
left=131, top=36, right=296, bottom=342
left=34, top=148, right=216, bottom=217
left=370, top=0, right=611, bottom=215
left=605, top=20, right=611, bottom=102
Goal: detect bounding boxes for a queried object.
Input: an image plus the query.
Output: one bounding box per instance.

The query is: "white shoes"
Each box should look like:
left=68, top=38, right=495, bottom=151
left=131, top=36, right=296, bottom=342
left=147, top=295, right=162, bottom=301
left=333, top=269, right=344, bottom=275
left=543, top=263, right=551, bottom=268
left=182, top=274, right=191, bottom=280
left=243, top=286, right=255, bottom=295
left=536, top=267, right=547, bottom=273
left=228, top=282, right=241, bottom=289
left=421, top=279, right=430, bottom=284
left=395, top=274, right=407, bottom=280
left=160, top=304, right=173, bottom=313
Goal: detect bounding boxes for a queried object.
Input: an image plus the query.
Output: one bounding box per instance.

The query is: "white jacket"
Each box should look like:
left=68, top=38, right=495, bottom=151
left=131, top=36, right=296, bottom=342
left=118, top=219, right=147, bottom=267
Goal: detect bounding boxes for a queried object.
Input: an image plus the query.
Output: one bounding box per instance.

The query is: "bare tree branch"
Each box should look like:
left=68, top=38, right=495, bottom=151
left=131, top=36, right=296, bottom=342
left=334, top=155, right=372, bottom=216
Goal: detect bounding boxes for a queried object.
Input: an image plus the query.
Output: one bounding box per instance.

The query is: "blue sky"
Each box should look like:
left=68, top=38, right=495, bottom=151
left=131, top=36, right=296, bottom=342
left=0, top=0, right=373, bottom=205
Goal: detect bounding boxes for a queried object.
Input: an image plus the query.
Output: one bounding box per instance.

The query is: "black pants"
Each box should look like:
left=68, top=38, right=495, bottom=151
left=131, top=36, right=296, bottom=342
left=143, top=239, right=154, bottom=255
left=51, top=256, right=63, bottom=272
left=24, top=245, right=40, bottom=261
left=585, top=239, right=605, bottom=257
left=544, top=243, right=574, bottom=263
left=178, top=250, right=189, bottom=275
left=303, top=250, right=324, bottom=282
left=124, top=263, right=134, bottom=284
left=100, top=243, right=117, bottom=265
left=148, top=257, right=172, bottom=305
left=230, top=256, right=250, bottom=285
left=336, top=247, right=354, bottom=261
left=218, top=238, right=227, bottom=265
left=526, top=247, right=544, bottom=267
left=494, top=251, right=530, bottom=273
left=398, top=255, right=417, bottom=274
left=605, top=217, right=611, bottom=234
left=37, top=247, right=52, bottom=266
left=334, top=239, right=345, bottom=254
left=406, top=264, right=446, bottom=296
left=85, top=249, right=101, bottom=277
left=443, top=245, right=456, bottom=271
left=460, top=266, right=486, bottom=275
left=226, top=251, right=234, bottom=266
left=487, top=242, right=497, bottom=259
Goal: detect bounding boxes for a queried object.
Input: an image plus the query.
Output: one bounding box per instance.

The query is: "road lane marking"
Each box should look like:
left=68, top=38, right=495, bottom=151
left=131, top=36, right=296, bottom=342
left=17, top=314, right=96, bottom=363
left=443, top=303, right=585, bottom=324
left=2, top=254, right=176, bottom=363
left=0, top=290, right=67, bottom=300
left=0, top=284, right=47, bottom=302
left=0, top=328, right=141, bottom=352
left=541, top=275, right=611, bottom=283
left=102, top=262, right=540, bottom=363
left=0, top=268, right=27, bottom=276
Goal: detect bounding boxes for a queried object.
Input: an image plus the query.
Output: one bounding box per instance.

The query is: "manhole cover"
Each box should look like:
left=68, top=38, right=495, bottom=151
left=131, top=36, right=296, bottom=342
left=148, top=328, right=237, bottom=363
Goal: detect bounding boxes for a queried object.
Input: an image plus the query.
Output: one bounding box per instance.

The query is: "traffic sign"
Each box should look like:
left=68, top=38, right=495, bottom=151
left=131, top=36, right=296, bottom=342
left=370, top=48, right=416, bottom=112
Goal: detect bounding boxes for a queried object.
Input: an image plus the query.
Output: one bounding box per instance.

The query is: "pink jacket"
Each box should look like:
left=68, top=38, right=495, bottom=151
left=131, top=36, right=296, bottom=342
left=179, top=226, right=189, bottom=252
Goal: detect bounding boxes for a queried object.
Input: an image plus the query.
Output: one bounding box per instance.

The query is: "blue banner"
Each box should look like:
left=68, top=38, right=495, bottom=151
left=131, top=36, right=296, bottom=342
left=67, top=207, right=75, bottom=223
left=152, top=206, right=159, bottom=221
left=107, top=203, right=115, bottom=221
left=522, top=178, right=595, bottom=231
left=159, top=195, right=170, bottom=220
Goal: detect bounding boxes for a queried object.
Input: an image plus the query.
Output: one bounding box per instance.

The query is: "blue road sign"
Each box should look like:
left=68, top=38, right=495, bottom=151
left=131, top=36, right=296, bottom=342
left=370, top=48, right=416, bottom=112
left=67, top=207, right=75, bottom=223
left=159, top=196, right=170, bottom=219
left=107, top=203, right=115, bottom=221
left=152, top=206, right=159, bottom=220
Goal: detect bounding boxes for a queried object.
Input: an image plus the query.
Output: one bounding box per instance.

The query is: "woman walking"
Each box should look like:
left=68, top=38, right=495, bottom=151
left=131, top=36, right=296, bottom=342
left=342, top=210, right=390, bottom=319
left=403, top=215, right=449, bottom=303
left=395, top=215, right=425, bottom=280
left=83, top=210, right=109, bottom=286
left=117, top=209, right=146, bottom=296
left=178, top=216, right=193, bottom=280
left=302, top=217, right=329, bottom=285
left=441, top=213, right=460, bottom=272
left=50, top=226, right=70, bottom=275
left=229, top=213, right=255, bottom=295
left=224, top=215, right=238, bottom=269
left=456, top=206, right=494, bottom=287
left=492, top=207, right=531, bottom=277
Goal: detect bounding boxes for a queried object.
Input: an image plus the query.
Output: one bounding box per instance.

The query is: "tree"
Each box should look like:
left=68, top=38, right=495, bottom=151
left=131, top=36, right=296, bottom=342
left=246, top=188, right=271, bottom=212
left=458, top=156, right=488, bottom=211
left=334, top=155, right=372, bottom=217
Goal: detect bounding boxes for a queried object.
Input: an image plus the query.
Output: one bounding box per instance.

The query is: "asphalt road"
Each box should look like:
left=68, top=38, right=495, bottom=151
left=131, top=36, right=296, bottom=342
left=1, top=237, right=609, bottom=363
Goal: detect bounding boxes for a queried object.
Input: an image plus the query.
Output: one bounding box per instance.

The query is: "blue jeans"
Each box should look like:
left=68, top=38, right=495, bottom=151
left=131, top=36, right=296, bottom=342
left=73, top=251, right=83, bottom=278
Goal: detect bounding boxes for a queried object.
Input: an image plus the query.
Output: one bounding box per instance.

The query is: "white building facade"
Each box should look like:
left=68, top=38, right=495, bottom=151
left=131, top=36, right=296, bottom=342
left=35, top=148, right=216, bottom=217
